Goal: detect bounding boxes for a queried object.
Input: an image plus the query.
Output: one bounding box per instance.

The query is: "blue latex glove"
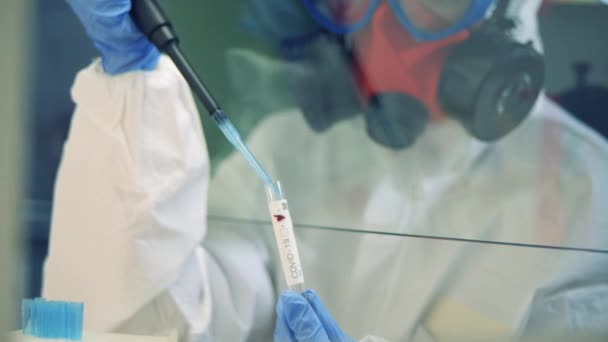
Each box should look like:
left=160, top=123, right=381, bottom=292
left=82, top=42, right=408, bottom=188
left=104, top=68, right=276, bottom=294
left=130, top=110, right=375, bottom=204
left=275, top=289, right=355, bottom=342
left=66, top=0, right=160, bottom=75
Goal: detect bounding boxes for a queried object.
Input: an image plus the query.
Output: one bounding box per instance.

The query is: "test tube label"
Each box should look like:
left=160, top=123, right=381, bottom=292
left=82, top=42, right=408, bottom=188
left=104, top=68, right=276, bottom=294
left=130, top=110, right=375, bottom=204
left=268, top=200, right=305, bottom=288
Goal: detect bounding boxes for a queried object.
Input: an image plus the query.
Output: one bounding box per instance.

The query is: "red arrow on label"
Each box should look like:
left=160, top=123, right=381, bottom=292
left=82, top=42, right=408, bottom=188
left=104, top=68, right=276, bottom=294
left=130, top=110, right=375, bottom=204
left=274, top=214, right=286, bottom=222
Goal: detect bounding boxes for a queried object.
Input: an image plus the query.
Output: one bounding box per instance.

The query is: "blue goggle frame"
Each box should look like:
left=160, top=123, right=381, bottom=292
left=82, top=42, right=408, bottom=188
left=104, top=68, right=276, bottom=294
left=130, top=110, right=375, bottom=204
left=301, top=0, right=495, bottom=41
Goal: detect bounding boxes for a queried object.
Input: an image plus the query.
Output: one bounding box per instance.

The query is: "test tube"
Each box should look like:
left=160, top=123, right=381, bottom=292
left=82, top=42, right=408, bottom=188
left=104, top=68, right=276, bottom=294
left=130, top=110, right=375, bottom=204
left=266, top=181, right=306, bottom=293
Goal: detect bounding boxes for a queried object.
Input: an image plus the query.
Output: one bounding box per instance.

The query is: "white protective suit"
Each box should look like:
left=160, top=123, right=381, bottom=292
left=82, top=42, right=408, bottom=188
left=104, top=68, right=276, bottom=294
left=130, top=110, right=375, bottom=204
left=43, top=1, right=608, bottom=341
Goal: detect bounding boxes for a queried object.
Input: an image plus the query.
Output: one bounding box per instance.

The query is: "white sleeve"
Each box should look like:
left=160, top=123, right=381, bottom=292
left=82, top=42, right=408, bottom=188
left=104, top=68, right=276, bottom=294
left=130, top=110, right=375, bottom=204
left=43, top=56, right=212, bottom=336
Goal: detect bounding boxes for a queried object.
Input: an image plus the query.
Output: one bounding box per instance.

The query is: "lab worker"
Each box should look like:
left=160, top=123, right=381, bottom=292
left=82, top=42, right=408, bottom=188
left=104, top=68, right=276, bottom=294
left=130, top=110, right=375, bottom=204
left=43, top=0, right=608, bottom=342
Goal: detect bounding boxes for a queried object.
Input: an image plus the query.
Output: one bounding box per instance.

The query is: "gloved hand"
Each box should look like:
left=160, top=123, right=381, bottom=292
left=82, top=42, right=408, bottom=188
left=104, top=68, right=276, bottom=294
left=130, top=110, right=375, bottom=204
left=275, top=289, right=356, bottom=342
left=66, top=0, right=160, bottom=74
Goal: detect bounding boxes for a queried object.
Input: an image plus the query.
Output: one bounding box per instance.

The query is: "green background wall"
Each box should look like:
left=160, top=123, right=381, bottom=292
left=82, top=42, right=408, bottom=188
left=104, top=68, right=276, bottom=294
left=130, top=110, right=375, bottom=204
left=163, top=0, right=273, bottom=172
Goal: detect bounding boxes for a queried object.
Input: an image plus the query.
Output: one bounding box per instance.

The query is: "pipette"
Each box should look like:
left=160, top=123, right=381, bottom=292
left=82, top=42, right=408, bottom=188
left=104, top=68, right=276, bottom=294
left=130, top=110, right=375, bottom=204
left=130, top=0, right=279, bottom=196
left=130, top=0, right=305, bottom=290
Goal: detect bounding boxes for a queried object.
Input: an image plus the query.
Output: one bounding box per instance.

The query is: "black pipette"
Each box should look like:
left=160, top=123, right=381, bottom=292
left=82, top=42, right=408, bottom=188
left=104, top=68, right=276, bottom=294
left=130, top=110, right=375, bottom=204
left=130, top=0, right=221, bottom=116
left=130, top=0, right=279, bottom=194
left=130, top=2, right=304, bottom=283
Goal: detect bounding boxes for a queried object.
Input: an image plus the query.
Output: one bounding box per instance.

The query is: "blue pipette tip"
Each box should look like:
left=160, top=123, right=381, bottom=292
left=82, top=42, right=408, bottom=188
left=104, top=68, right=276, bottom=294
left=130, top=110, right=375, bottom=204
left=270, top=181, right=281, bottom=198
left=265, top=180, right=283, bottom=202
left=211, top=110, right=279, bottom=195
left=22, top=298, right=84, bottom=340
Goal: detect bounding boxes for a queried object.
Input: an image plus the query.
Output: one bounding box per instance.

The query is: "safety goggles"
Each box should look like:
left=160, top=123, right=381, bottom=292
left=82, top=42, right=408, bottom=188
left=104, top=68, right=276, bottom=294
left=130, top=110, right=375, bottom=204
left=302, top=0, right=495, bottom=41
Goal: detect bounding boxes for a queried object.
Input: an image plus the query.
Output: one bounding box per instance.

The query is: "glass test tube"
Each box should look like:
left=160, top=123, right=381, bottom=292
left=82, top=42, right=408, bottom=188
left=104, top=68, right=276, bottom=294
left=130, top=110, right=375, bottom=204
left=266, top=181, right=306, bottom=293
